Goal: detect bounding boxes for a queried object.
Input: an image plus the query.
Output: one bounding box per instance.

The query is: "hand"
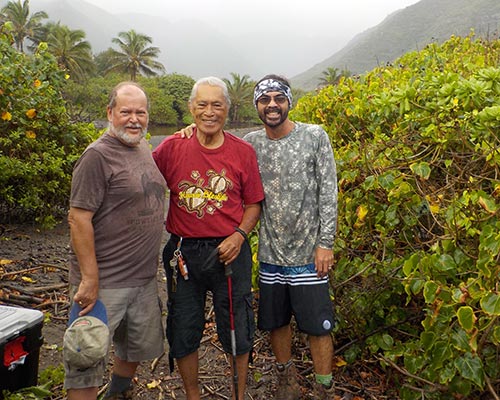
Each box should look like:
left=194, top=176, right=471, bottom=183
left=73, top=279, right=98, bottom=316
left=175, top=123, right=196, bottom=139
left=217, top=232, right=245, bottom=265
left=314, top=247, right=334, bottom=278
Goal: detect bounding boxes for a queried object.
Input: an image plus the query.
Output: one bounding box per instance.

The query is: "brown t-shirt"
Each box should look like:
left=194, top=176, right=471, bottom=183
left=69, top=133, right=167, bottom=288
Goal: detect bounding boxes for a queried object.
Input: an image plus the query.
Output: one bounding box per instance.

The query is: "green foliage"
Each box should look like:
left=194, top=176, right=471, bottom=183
left=61, top=73, right=194, bottom=127
left=101, top=29, right=165, bottom=81
left=155, top=73, right=195, bottom=125
left=2, top=364, right=65, bottom=400
left=0, top=0, right=48, bottom=52
left=223, top=73, right=254, bottom=124
left=44, top=22, right=95, bottom=82
left=0, top=27, right=98, bottom=226
left=292, top=34, right=500, bottom=398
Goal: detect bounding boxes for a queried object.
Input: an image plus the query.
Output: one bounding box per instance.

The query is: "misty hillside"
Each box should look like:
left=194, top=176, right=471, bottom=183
left=2, top=0, right=499, bottom=90
left=293, top=0, right=500, bottom=90
left=3, top=0, right=333, bottom=80
left=22, top=0, right=265, bottom=80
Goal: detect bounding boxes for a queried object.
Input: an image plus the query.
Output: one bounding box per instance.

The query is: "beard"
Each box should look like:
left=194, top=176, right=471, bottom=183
left=109, top=122, right=147, bottom=146
left=258, top=106, right=289, bottom=128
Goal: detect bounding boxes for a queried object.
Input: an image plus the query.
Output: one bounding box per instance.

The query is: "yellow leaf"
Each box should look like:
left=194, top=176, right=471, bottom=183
left=21, top=276, right=36, bottom=283
left=146, top=379, right=161, bottom=389
left=356, top=205, right=368, bottom=222
left=429, top=204, right=440, bottom=214
left=333, top=356, right=347, bottom=367
left=0, top=259, right=13, bottom=265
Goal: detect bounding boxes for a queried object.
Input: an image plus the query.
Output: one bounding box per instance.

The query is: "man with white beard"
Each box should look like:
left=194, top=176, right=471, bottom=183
left=64, top=82, right=167, bottom=400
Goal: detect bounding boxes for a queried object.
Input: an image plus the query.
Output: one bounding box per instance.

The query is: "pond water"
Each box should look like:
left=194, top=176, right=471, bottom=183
left=148, top=125, right=179, bottom=136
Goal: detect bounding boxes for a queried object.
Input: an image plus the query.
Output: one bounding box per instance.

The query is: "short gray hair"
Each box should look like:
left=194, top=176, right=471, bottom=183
left=189, top=76, right=231, bottom=107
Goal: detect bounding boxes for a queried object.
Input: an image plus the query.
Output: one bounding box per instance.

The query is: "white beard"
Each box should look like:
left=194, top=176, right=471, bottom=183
left=109, top=122, right=147, bottom=146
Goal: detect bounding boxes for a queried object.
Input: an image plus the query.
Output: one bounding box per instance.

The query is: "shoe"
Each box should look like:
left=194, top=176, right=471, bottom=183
left=275, top=362, right=301, bottom=399
left=310, top=381, right=335, bottom=399
left=102, top=388, right=133, bottom=400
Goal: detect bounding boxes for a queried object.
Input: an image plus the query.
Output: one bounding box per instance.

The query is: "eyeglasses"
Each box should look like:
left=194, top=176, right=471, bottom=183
left=257, top=95, right=288, bottom=106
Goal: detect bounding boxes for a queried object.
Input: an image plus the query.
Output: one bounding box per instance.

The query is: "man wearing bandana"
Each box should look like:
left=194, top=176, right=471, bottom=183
left=244, top=75, right=337, bottom=399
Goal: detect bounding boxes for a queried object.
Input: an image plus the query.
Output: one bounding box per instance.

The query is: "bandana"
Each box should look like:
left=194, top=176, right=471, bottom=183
left=254, top=79, right=293, bottom=107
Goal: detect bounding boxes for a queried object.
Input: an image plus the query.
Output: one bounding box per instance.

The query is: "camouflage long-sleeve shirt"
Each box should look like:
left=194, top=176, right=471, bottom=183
left=244, top=122, right=337, bottom=266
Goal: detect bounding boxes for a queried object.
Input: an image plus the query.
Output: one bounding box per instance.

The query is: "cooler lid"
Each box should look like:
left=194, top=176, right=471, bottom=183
left=0, top=305, right=44, bottom=342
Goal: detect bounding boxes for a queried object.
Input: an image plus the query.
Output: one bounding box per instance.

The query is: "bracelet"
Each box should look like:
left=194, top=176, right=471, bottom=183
left=234, top=227, right=248, bottom=241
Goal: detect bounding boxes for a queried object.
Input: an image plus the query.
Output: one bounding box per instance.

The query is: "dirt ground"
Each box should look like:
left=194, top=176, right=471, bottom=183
left=0, top=223, right=395, bottom=400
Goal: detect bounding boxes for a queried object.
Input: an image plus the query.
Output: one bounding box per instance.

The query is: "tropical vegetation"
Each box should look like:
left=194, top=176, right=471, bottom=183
left=100, top=29, right=165, bottom=81
left=0, top=0, right=46, bottom=52
left=3, top=0, right=500, bottom=399
left=293, top=33, right=500, bottom=399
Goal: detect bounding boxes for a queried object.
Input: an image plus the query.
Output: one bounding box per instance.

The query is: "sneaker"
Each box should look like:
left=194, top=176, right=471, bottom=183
left=102, top=388, right=133, bottom=400
left=310, top=381, right=335, bottom=399
left=275, top=362, right=301, bottom=399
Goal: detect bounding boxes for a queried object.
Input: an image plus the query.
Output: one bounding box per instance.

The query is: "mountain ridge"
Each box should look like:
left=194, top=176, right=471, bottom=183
left=292, top=0, right=500, bottom=90
left=2, top=0, right=499, bottom=90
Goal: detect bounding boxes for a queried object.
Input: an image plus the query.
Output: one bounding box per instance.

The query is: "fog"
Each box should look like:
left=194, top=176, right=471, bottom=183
left=82, top=0, right=421, bottom=77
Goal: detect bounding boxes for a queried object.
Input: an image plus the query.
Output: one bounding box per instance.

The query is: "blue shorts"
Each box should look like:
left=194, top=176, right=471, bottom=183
left=163, top=235, right=255, bottom=359
left=257, top=262, right=335, bottom=336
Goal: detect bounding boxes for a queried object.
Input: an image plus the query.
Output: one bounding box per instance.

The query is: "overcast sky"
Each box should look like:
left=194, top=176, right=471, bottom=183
left=84, top=0, right=421, bottom=57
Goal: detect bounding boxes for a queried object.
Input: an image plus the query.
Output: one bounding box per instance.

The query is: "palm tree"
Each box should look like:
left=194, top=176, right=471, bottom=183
left=44, top=22, right=94, bottom=81
left=1, top=0, right=47, bottom=52
left=223, top=73, right=253, bottom=124
left=103, top=30, right=165, bottom=81
left=318, top=66, right=351, bottom=88
left=319, top=67, right=341, bottom=87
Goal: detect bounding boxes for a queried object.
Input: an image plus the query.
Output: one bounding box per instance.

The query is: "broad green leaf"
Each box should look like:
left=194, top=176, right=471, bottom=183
left=456, top=306, right=476, bottom=332
left=423, top=280, right=439, bottom=303
left=480, top=293, right=500, bottom=315
left=492, top=326, right=500, bottom=345
left=478, top=196, right=497, bottom=214
left=410, top=162, right=431, bottom=180
left=454, top=353, right=484, bottom=388
left=434, top=254, right=456, bottom=272
left=430, top=341, right=452, bottom=370
left=451, top=329, right=471, bottom=352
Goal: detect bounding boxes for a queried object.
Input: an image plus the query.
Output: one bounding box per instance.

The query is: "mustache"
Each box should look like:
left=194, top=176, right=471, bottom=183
left=265, top=107, right=281, bottom=113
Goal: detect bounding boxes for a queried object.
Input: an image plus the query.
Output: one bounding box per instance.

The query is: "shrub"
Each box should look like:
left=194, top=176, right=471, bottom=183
left=292, top=34, right=500, bottom=399
left=0, top=27, right=98, bottom=226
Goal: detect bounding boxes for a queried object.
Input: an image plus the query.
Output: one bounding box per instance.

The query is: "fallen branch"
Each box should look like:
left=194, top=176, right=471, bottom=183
left=29, top=283, right=68, bottom=293
left=4, top=292, right=44, bottom=304
left=1, top=265, right=45, bottom=279
left=485, top=374, right=500, bottom=400
left=151, top=351, right=165, bottom=372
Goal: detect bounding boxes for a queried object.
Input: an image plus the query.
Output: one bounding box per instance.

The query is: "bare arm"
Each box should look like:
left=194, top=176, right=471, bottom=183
left=218, top=202, right=261, bottom=266
left=68, top=206, right=99, bottom=314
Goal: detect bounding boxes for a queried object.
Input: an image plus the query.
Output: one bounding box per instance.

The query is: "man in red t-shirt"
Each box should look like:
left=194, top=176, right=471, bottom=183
left=153, top=76, right=264, bottom=400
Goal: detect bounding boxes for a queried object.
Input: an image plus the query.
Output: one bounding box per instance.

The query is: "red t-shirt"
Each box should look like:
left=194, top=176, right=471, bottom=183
left=153, top=131, right=264, bottom=238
